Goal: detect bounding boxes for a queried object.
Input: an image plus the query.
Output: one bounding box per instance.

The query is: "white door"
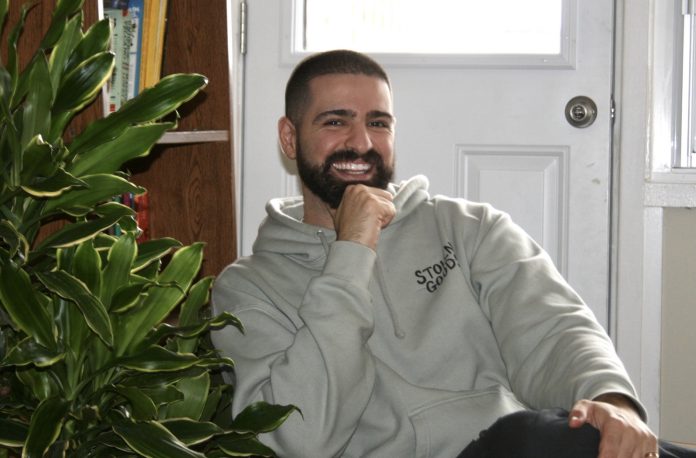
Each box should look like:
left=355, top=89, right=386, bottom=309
left=239, top=0, right=614, bottom=328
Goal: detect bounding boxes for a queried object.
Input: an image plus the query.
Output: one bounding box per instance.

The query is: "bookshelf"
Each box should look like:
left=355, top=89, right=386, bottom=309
left=126, top=1, right=237, bottom=278
left=5, top=1, right=237, bottom=279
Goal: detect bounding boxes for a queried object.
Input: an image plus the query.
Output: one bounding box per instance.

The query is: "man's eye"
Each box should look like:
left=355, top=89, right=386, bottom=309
left=325, top=119, right=343, bottom=126
left=369, top=120, right=391, bottom=129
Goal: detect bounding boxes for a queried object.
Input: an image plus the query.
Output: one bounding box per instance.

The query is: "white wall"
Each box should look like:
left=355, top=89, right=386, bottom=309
left=661, top=209, right=696, bottom=447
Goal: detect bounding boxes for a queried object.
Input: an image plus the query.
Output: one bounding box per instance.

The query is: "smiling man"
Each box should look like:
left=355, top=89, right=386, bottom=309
left=212, top=50, right=694, bottom=458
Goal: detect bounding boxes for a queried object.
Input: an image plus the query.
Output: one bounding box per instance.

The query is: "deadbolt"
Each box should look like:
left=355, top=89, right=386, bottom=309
left=565, top=96, right=597, bottom=128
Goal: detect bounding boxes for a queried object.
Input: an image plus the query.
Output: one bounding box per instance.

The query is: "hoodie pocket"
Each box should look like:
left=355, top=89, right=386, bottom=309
left=409, top=385, right=527, bottom=458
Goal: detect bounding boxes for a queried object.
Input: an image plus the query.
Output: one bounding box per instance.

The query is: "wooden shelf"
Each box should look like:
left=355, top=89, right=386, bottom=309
left=159, top=130, right=229, bottom=144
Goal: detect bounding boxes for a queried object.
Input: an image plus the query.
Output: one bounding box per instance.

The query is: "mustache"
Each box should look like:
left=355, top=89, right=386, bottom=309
left=322, top=149, right=383, bottom=173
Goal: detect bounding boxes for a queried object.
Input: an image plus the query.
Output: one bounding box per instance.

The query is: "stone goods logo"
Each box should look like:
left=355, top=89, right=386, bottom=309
left=414, top=242, right=460, bottom=293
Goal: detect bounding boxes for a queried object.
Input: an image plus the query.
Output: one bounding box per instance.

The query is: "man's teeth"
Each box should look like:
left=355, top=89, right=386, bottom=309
left=332, top=162, right=370, bottom=172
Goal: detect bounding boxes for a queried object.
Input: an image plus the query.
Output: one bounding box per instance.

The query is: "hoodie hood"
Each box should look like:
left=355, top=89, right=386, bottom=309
left=252, top=175, right=431, bottom=264
left=251, top=175, right=430, bottom=340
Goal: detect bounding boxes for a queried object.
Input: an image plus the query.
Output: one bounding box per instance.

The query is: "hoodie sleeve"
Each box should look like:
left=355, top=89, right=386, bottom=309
left=460, top=204, right=646, bottom=419
left=211, top=241, right=378, bottom=457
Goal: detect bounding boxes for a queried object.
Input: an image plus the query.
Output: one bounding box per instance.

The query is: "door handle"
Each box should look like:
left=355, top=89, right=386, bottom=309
left=565, top=96, right=597, bottom=128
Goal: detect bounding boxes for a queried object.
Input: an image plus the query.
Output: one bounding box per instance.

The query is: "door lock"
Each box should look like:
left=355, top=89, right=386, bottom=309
left=565, top=96, right=597, bottom=128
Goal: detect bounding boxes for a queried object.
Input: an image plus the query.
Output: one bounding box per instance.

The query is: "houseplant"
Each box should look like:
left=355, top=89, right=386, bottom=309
left=0, top=0, right=296, bottom=456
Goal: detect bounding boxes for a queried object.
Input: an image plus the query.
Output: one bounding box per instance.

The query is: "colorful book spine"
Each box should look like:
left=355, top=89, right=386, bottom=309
left=103, top=0, right=144, bottom=114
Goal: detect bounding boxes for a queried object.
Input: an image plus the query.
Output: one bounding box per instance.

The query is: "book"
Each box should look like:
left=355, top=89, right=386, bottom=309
left=108, top=191, right=150, bottom=242
left=134, top=192, right=150, bottom=243
left=103, top=0, right=145, bottom=114
left=140, top=0, right=168, bottom=91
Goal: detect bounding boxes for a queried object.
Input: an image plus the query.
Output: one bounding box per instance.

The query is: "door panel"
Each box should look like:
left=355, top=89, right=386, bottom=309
left=241, top=0, right=614, bottom=327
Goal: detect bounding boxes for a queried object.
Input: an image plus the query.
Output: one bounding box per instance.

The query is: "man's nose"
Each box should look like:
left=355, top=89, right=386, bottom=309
left=344, top=124, right=373, bottom=153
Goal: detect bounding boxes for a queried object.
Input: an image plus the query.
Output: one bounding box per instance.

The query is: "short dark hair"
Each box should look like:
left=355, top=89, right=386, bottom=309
left=284, top=49, right=391, bottom=125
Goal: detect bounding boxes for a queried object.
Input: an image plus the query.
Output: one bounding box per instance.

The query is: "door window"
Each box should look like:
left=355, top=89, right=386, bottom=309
left=285, top=0, right=570, bottom=67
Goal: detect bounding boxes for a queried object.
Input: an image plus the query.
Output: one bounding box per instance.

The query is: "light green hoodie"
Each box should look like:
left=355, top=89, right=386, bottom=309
left=212, top=175, right=641, bottom=458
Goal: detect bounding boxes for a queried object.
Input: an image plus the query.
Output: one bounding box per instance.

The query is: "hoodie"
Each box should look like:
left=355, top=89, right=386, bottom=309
left=211, top=175, right=641, bottom=458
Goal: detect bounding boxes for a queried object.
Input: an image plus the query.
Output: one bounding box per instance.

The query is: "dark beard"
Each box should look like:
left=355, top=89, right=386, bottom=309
left=296, top=147, right=394, bottom=209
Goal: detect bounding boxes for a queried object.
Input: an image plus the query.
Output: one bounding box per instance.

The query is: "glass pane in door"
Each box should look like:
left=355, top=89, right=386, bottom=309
left=301, top=0, right=563, bottom=55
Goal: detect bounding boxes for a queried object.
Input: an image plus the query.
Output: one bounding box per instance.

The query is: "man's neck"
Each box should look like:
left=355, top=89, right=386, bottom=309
left=301, top=189, right=336, bottom=229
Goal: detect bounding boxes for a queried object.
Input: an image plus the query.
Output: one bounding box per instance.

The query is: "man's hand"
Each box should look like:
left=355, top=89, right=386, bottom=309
left=333, top=184, right=396, bottom=250
left=569, top=395, right=658, bottom=458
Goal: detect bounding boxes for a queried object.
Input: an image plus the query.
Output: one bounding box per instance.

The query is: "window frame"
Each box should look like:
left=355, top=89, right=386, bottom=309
left=649, top=0, right=696, bottom=174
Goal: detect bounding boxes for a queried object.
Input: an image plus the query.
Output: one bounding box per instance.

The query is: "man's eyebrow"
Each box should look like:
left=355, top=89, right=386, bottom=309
left=312, top=109, right=394, bottom=124
left=367, top=110, right=395, bottom=121
left=312, top=109, right=354, bottom=124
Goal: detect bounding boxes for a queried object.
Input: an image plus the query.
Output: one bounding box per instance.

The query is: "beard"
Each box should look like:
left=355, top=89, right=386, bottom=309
left=296, top=144, right=394, bottom=209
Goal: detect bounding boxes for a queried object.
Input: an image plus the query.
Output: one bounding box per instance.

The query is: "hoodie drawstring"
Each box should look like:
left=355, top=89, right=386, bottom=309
left=375, top=256, right=406, bottom=339
left=316, top=230, right=331, bottom=255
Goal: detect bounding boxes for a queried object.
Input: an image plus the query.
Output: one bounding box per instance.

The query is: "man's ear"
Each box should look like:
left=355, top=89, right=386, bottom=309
left=278, top=116, right=297, bottom=160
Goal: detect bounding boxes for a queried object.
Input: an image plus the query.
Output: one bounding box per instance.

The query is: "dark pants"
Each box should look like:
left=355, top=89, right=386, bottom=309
left=457, top=408, right=696, bottom=458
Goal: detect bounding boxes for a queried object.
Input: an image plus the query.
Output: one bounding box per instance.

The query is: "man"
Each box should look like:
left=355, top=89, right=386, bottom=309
left=212, top=50, right=690, bottom=457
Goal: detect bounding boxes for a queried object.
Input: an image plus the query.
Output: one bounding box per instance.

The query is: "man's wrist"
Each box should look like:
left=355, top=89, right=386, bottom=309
left=593, top=393, right=644, bottom=420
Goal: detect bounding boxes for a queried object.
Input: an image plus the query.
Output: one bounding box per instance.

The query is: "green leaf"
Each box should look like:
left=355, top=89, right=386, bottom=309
left=6, top=3, right=33, bottom=104
left=54, top=297, right=90, bottom=377
left=72, top=238, right=102, bottom=295
left=118, top=367, right=207, bottom=390
left=113, top=420, right=206, bottom=458
left=20, top=135, right=57, bottom=184
left=117, top=73, right=208, bottom=122
left=177, top=277, right=214, bottom=327
left=145, top=312, right=242, bottom=352
left=21, top=166, right=87, bottom=197
left=40, top=0, right=83, bottom=50
left=0, top=256, right=55, bottom=349
left=176, top=277, right=214, bottom=353
left=36, top=270, right=114, bottom=347
left=24, top=397, right=70, bottom=458
left=0, top=417, right=28, bottom=448
left=16, top=367, right=59, bottom=401
left=230, top=402, right=300, bottom=435
left=34, top=204, right=133, bottom=252
left=118, top=243, right=204, bottom=353
left=65, top=18, right=111, bottom=74
left=2, top=337, right=64, bottom=368
left=68, top=123, right=174, bottom=177
left=0, top=0, right=8, bottom=38
left=0, top=219, right=29, bottom=261
left=141, top=384, right=184, bottom=406
left=101, top=232, right=137, bottom=309
left=216, top=435, right=276, bottom=457
left=118, top=346, right=200, bottom=372
left=161, top=419, right=223, bottom=446
left=51, top=0, right=84, bottom=24
left=132, top=238, right=182, bottom=272
left=112, top=385, right=157, bottom=421
left=48, top=13, right=83, bottom=96
left=41, top=173, right=145, bottom=217
left=200, top=383, right=232, bottom=424
left=0, top=65, right=13, bottom=118
left=164, top=371, right=210, bottom=421
left=53, top=51, right=114, bottom=114
left=68, top=73, right=207, bottom=157
left=110, top=282, right=148, bottom=314
left=21, top=55, right=52, bottom=149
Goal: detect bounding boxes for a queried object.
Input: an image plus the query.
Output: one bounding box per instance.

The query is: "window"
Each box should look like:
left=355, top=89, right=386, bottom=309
left=651, top=1, right=696, bottom=171
left=301, top=0, right=562, bottom=54
left=284, top=0, right=572, bottom=68
left=677, top=2, right=696, bottom=168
